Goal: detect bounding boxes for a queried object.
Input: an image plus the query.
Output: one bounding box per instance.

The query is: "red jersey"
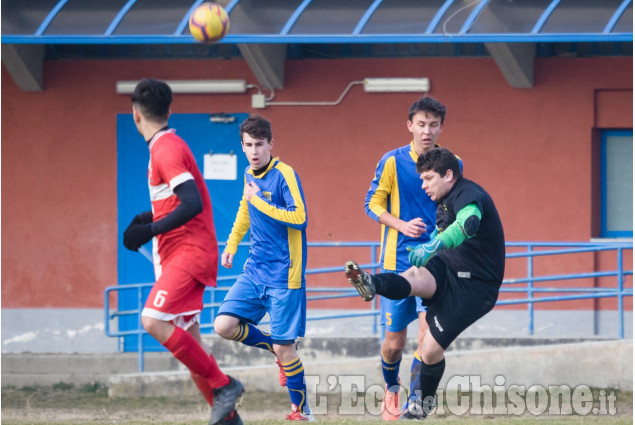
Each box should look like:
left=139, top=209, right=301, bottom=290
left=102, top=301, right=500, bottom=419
left=147, top=129, right=218, bottom=286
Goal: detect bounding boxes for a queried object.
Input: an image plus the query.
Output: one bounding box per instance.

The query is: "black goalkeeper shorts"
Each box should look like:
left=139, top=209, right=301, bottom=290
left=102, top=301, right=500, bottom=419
left=419, top=256, right=500, bottom=350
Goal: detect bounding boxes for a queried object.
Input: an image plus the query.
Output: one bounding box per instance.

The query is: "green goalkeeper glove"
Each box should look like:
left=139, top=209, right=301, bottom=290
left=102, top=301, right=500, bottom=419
left=407, top=237, right=445, bottom=268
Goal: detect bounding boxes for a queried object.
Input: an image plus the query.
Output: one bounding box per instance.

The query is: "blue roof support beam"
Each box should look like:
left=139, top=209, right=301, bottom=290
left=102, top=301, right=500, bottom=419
left=459, top=0, right=490, bottom=35
left=280, top=0, right=313, bottom=35
left=105, top=0, right=138, bottom=36
left=532, top=0, right=561, bottom=34
left=426, top=0, right=456, bottom=34
left=175, top=0, right=207, bottom=35
left=353, top=0, right=384, bottom=35
left=604, top=0, right=632, bottom=34
left=223, top=0, right=241, bottom=14
left=34, top=0, right=69, bottom=36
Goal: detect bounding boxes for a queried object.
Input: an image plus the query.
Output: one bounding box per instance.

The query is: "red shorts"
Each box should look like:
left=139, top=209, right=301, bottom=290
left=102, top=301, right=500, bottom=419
left=141, top=263, right=206, bottom=329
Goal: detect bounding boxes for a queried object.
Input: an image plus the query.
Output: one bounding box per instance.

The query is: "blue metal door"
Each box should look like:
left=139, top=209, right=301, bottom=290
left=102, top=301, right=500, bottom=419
left=117, top=113, right=249, bottom=351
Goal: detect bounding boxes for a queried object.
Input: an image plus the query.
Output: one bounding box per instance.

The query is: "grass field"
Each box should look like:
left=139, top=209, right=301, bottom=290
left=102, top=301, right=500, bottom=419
left=1, top=383, right=632, bottom=424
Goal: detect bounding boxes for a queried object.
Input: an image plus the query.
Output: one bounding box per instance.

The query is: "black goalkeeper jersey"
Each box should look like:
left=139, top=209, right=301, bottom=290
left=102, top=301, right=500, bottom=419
left=436, top=177, right=506, bottom=283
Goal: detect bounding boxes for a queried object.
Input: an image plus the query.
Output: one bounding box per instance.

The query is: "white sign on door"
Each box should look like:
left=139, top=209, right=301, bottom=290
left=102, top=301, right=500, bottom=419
left=204, top=153, right=237, bottom=180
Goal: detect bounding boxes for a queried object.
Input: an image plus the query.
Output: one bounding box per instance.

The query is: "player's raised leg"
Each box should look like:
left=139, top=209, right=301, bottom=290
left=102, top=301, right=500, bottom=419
left=214, top=278, right=287, bottom=386
left=228, top=320, right=287, bottom=386
left=345, top=261, right=436, bottom=301
left=345, top=261, right=377, bottom=300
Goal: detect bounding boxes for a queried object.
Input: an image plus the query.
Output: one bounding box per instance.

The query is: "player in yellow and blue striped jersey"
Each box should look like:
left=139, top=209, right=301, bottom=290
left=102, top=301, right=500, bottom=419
left=365, top=97, right=461, bottom=420
left=214, top=114, right=313, bottom=421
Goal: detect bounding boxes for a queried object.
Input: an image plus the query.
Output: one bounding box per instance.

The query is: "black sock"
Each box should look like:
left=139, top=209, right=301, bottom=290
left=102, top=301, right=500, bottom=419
left=374, top=273, right=412, bottom=299
left=418, top=358, right=445, bottom=408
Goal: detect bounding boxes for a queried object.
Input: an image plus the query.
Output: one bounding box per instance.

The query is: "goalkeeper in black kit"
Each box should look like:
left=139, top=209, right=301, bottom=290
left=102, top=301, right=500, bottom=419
left=345, top=147, right=505, bottom=420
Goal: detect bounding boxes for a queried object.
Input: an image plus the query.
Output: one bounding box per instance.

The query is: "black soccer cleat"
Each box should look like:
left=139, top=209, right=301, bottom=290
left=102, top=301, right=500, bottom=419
left=345, top=261, right=376, bottom=301
left=213, top=409, right=243, bottom=425
left=209, top=376, right=244, bottom=425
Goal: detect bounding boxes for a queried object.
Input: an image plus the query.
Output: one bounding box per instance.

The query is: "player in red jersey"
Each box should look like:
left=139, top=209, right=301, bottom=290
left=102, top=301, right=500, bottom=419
left=122, top=78, right=243, bottom=425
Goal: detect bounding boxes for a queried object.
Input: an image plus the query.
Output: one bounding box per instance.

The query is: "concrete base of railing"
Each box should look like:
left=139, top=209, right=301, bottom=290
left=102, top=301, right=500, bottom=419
left=105, top=339, right=632, bottom=399
left=2, top=337, right=629, bottom=394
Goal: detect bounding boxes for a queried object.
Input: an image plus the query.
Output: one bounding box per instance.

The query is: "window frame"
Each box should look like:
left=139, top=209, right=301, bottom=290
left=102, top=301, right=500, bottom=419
left=600, top=129, right=633, bottom=238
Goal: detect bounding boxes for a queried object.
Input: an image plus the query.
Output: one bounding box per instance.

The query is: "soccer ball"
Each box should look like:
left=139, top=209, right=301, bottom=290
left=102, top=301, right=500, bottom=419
left=188, top=2, right=230, bottom=43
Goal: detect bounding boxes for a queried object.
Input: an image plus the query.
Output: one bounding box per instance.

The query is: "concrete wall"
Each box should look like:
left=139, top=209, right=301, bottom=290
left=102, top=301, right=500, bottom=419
left=107, top=340, right=634, bottom=397
left=3, top=338, right=631, bottom=392
left=2, top=307, right=631, bottom=354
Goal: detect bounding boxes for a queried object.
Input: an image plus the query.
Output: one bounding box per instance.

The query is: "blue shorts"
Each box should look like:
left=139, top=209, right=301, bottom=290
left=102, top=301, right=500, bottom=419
left=380, top=269, right=427, bottom=332
left=217, top=274, right=306, bottom=344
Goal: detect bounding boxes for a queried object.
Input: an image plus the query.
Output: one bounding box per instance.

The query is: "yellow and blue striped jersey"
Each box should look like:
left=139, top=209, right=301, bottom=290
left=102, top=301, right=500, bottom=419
left=225, top=157, right=308, bottom=289
left=365, top=142, right=437, bottom=272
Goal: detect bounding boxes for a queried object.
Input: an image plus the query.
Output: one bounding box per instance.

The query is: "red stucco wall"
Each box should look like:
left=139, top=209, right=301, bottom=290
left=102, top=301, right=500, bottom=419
left=2, top=56, right=632, bottom=310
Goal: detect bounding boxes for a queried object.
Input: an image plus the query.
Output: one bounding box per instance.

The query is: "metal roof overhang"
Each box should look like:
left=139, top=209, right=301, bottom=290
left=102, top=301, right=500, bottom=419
left=2, top=0, right=632, bottom=91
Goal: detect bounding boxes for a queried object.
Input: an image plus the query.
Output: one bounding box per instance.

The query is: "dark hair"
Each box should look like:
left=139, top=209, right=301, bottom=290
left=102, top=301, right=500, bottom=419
left=240, top=114, right=272, bottom=142
left=416, top=147, right=462, bottom=179
left=408, top=96, right=447, bottom=123
left=130, top=78, right=172, bottom=122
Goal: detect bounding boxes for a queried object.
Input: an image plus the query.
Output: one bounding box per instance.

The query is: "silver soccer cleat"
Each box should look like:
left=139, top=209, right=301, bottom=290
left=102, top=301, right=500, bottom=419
left=345, top=261, right=376, bottom=301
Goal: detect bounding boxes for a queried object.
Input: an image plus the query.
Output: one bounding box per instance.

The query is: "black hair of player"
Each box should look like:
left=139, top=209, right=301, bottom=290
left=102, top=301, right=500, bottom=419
left=416, top=147, right=462, bottom=179
left=240, top=114, right=272, bottom=142
left=408, top=97, right=447, bottom=124
left=131, top=78, right=172, bottom=122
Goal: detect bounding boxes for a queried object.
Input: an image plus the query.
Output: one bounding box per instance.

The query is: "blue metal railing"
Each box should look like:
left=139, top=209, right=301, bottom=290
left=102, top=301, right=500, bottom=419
left=104, top=241, right=633, bottom=371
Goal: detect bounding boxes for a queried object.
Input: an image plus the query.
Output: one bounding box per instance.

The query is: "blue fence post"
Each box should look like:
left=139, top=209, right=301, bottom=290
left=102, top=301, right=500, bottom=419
left=617, top=247, right=624, bottom=339
left=138, top=286, right=145, bottom=372
left=210, top=286, right=215, bottom=325
left=527, top=245, right=534, bottom=335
